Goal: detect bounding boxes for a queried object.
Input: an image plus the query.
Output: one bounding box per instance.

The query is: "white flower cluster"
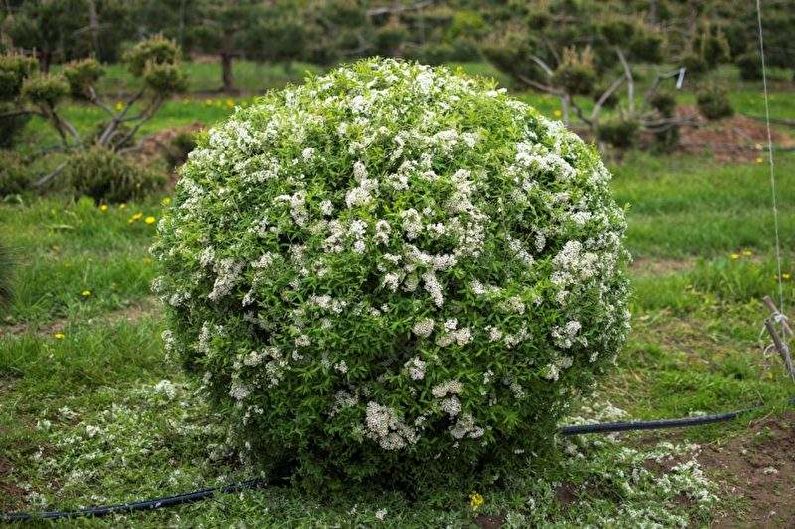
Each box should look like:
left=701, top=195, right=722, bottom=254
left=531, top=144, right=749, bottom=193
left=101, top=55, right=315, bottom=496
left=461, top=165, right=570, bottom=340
left=152, top=59, right=630, bottom=480
left=364, top=401, right=418, bottom=450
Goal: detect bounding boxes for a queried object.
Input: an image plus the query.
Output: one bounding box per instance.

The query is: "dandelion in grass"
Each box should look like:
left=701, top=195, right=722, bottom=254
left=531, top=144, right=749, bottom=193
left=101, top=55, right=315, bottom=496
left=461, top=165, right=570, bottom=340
left=129, top=212, right=143, bottom=223
left=98, top=204, right=108, bottom=213
left=81, top=290, right=91, bottom=297
left=730, top=253, right=740, bottom=260
left=469, top=492, right=484, bottom=511
left=145, top=216, right=156, bottom=225
left=54, top=332, right=65, bottom=339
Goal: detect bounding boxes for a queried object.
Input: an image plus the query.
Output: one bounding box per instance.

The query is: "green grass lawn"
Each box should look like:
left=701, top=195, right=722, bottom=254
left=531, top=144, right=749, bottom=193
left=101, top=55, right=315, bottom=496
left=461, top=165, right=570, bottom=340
left=1, top=60, right=794, bottom=527
left=2, top=149, right=793, bottom=526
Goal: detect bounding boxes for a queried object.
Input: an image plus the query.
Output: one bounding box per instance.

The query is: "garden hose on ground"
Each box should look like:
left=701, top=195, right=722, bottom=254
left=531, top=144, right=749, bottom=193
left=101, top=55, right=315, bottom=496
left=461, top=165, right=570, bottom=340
left=3, top=398, right=793, bottom=523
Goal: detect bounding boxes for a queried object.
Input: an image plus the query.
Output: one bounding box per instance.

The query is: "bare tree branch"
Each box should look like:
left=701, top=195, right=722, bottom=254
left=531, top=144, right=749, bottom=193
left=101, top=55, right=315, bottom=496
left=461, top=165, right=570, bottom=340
left=591, top=75, right=625, bottom=122
left=615, top=47, right=634, bottom=113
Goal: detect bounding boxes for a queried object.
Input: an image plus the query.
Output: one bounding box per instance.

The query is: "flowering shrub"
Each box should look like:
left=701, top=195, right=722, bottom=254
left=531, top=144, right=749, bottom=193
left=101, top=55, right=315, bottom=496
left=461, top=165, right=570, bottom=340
left=152, top=59, right=630, bottom=489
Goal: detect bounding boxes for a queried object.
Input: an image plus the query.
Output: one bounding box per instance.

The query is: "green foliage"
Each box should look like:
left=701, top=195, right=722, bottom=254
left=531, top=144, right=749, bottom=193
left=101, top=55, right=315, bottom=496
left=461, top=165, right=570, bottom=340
left=123, top=35, right=182, bottom=77
left=0, top=102, right=30, bottom=148
left=0, top=238, right=11, bottom=309
left=629, top=31, right=664, bottom=63
left=63, top=58, right=105, bottom=99
left=63, top=146, right=167, bottom=203
left=480, top=31, right=545, bottom=88
left=552, top=47, right=597, bottom=96
left=446, top=10, right=487, bottom=41
left=697, top=85, right=734, bottom=120
left=21, top=73, right=70, bottom=107
left=682, top=53, right=709, bottom=76
left=597, top=118, right=640, bottom=149
left=153, top=59, right=631, bottom=491
left=647, top=91, right=679, bottom=152
left=648, top=91, right=677, bottom=117
left=374, top=22, right=408, bottom=56
left=0, top=151, right=31, bottom=196
left=0, top=54, right=38, bottom=100
left=142, top=62, right=188, bottom=95
left=696, top=28, right=730, bottom=70
left=413, top=40, right=481, bottom=65
left=4, top=0, right=88, bottom=71
left=599, top=18, right=635, bottom=46
left=735, top=51, right=762, bottom=81
left=164, top=130, right=198, bottom=168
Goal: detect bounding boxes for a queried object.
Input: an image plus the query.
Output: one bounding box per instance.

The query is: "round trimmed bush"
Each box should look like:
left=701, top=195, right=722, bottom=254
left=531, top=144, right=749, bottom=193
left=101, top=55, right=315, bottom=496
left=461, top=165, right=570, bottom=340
left=697, top=85, right=733, bottom=121
left=152, top=59, right=630, bottom=489
left=63, top=146, right=166, bottom=203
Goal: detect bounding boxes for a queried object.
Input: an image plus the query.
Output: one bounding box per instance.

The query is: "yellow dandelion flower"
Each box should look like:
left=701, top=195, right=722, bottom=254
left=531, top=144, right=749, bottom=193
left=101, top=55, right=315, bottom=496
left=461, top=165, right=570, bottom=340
left=553, top=109, right=562, bottom=118
left=162, top=197, right=172, bottom=206
left=99, top=204, right=109, bottom=212
left=145, top=216, right=156, bottom=225
left=226, top=98, right=235, bottom=107
left=469, top=492, right=484, bottom=511
left=115, top=101, right=124, bottom=111
left=54, top=332, right=65, bottom=339
left=742, top=249, right=752, bottom=256
left=119, top=203, right=127, bottom=209
left=81, top=290, right=91, bottom=297
left=730, top=253, right=740, bottom=260
left=756, top=157, right=763, bottom=164
left=783, top=273, right=792, bottom=280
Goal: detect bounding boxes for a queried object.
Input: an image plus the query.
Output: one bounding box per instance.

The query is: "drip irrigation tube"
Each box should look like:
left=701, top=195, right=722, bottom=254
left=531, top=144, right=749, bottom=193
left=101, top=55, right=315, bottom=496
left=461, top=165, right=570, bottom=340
left=3, top=399, right=792, bottom=523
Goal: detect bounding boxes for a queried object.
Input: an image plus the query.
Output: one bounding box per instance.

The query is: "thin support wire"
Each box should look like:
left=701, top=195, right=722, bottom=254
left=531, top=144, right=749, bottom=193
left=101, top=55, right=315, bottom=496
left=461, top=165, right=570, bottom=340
left=755, top=0, right=786, bottom=319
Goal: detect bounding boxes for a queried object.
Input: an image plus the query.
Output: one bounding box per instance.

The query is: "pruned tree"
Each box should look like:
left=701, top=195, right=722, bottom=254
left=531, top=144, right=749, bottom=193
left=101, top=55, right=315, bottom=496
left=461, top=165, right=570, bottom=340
left=483, top=1, right=694, bottom=150
left=188, top=0, right=265, bottom=93
left=0, top=36, right=187, bottom=183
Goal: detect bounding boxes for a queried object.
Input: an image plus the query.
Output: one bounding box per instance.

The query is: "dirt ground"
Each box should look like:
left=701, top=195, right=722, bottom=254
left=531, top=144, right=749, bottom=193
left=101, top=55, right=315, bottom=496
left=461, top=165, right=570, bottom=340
left=702, top=411, right=795, bottom=528
left=676, top=107, right=795, bottom=163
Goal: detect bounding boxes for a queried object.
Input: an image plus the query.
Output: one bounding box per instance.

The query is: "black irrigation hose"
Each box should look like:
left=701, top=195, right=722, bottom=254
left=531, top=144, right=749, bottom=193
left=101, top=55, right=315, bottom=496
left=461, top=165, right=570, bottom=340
left=3, top=398, right=793, bottom=523
left=1, top=479, right=266, bottom=523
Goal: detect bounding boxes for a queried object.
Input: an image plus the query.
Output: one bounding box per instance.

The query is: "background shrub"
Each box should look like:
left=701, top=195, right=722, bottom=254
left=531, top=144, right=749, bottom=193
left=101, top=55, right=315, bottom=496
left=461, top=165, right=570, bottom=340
left=152, top=59, right=630, bottom=492
left=0, top=151, right=32, bottom=196
left=735, top=51, right=762, bottom=81
left=697, top=85, right=734, bottom=120
left=597, top=118, right=640, bottom=149
left=0, top=102, right=30, bottom=148
left=164, top=130, right=198, bottom=169
left=62, top=146, right=166, bottom=203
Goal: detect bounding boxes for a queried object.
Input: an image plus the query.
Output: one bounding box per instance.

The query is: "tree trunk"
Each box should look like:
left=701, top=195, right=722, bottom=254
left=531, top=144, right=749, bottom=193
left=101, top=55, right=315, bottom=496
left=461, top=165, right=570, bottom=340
left=221, top=53, right=235, bottom=93
left=39, top=51, right=51, bottom=73
left=88, top=0, right=100, bottom=58
left=648, top=0, right=658, bottom=25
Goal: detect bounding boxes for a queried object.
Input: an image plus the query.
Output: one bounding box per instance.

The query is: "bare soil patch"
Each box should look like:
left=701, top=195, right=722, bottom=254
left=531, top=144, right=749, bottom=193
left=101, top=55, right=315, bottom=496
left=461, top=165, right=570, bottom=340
left=0, top=297, right=158, bottom=338
left=0, top=456, right=26, bottom=510
left=701, top=411, right=795, bottom=528
left=130, top=123, right=205, bottom=182
left=631, top=257, right=695, bottom=276
left=675, top=107, right=795, bottom=163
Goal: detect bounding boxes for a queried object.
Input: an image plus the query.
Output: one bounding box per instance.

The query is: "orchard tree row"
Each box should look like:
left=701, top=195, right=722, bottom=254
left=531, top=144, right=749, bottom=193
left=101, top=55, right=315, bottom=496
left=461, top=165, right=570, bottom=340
left=0, top=0, right=792, bottom=94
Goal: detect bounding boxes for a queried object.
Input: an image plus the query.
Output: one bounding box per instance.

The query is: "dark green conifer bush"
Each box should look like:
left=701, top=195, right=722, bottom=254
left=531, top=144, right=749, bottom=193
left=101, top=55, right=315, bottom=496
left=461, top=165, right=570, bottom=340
left=697, top=85, right=734, bottom=120
left=63, top=146, right=166, bottom=203
left=153, top=59, right=631, bottom=491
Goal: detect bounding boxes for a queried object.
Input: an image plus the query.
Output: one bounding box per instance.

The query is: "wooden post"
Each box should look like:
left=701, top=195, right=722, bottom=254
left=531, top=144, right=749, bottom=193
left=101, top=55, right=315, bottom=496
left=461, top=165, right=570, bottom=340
left=763, top=320, right=795, bottom=381
left=762, top=295, right=793, bottom=338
